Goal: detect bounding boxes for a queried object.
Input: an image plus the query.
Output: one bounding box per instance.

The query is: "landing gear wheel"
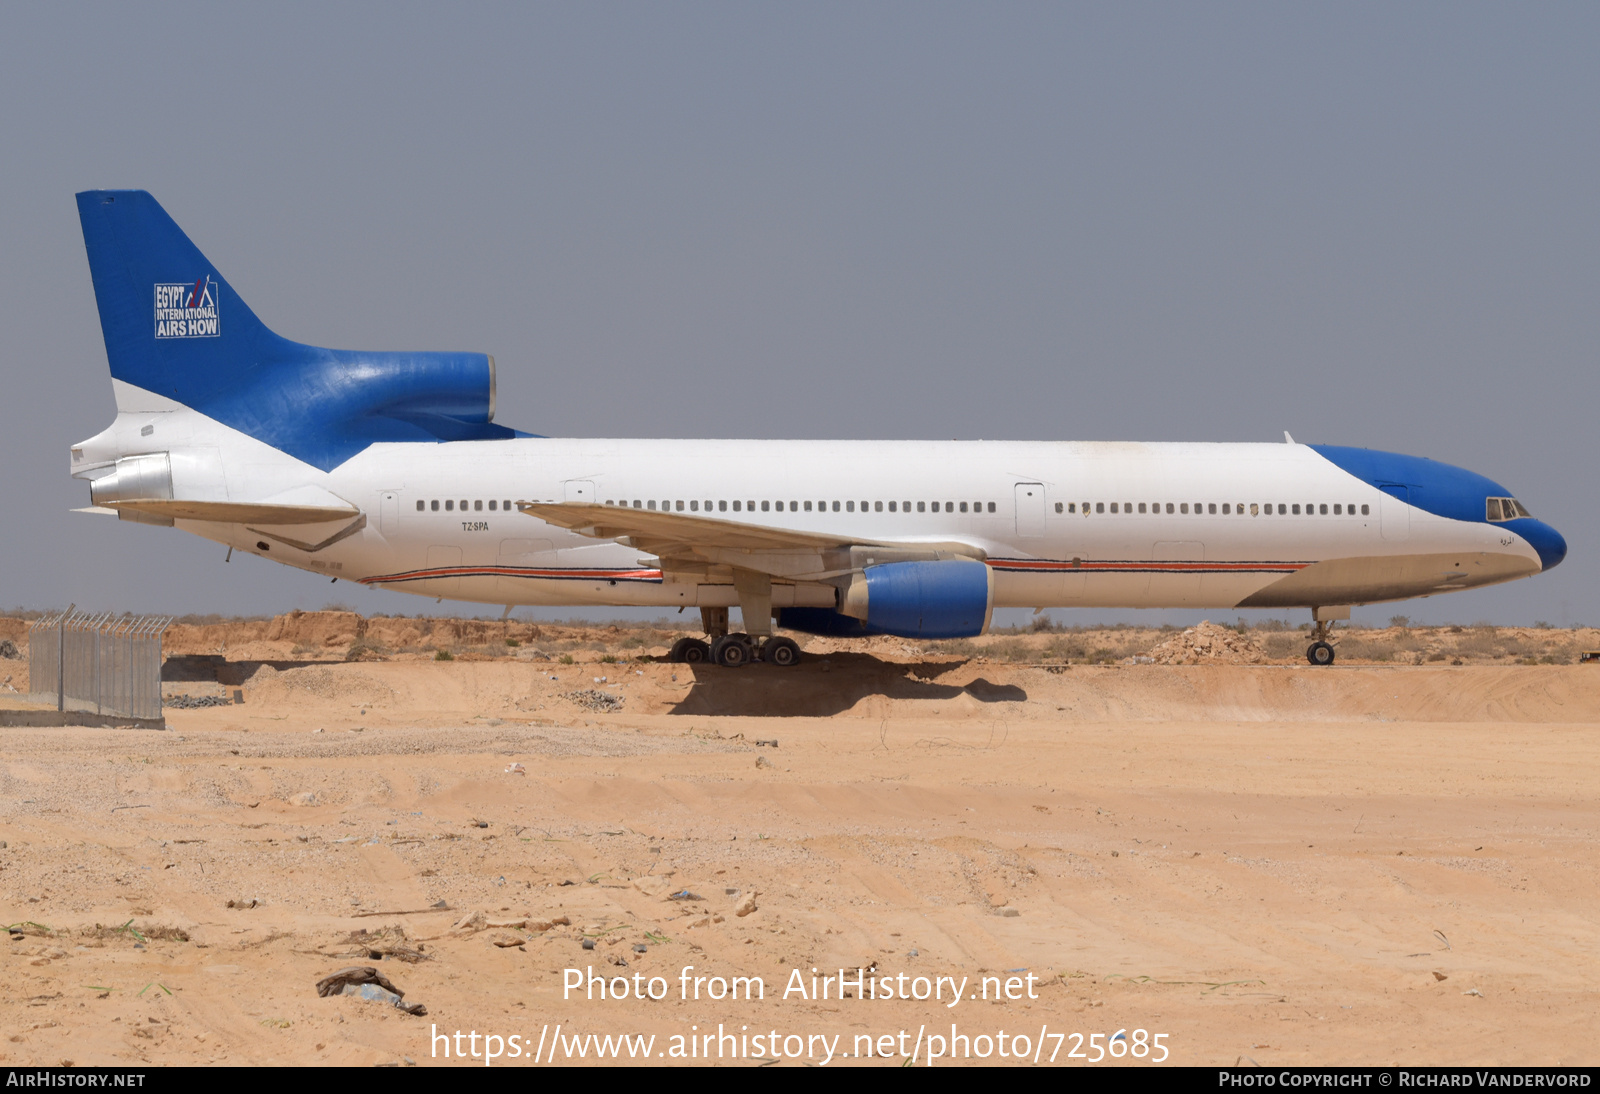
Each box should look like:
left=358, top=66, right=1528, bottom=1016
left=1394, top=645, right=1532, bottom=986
left=711, top=634, right=752, bottom=668
left=1307, top=641, right=1335, bottom=666
left=763, top=636, right=801, bottom=667
left=668, top=637, right=710, bottom=664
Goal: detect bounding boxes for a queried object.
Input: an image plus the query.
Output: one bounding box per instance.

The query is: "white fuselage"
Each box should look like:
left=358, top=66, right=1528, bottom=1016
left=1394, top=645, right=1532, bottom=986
left=71, top=393, right=1543, bottom=619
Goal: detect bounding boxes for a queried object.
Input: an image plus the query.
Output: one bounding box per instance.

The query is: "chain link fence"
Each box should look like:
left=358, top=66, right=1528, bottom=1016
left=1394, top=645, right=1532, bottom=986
left=28, top=606, right=172, bottom=720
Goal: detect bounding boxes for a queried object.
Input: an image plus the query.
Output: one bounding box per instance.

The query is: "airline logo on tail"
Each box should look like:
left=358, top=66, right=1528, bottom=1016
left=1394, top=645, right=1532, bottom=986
left=154, top=277, right=219, bottom=338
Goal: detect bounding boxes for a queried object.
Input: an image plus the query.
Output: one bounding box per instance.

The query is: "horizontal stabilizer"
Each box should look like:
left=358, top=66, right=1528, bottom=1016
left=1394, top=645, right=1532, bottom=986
left=105, top=499, right=361, bottom=524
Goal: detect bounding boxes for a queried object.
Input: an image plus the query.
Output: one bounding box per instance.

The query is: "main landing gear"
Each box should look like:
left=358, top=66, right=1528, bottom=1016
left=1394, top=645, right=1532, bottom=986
left=1306, top=618, right=1336, bottom=666
left=667, top=636, right=711, bottom=664
left=666, top=606, right=802, bottom=668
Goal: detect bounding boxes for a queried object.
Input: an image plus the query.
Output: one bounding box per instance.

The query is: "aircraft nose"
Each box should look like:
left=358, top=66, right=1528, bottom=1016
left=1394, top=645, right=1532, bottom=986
left=1519, top=520, right=1567, bottom=572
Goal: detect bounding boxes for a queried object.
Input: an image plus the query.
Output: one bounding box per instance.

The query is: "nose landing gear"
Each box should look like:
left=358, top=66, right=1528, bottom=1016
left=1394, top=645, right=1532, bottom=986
left=1303, top=606, right=1349, bottom=666
left=1306, top=617, right=1337, bottom=666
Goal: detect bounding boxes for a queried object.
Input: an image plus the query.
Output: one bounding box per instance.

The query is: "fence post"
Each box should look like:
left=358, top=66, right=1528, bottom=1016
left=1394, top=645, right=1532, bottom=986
left=56, top=603, right=73, bottom=712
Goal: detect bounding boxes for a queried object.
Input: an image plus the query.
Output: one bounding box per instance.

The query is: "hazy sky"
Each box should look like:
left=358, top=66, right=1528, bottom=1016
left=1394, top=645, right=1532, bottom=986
left=2, top=3, right=1595, bottom=626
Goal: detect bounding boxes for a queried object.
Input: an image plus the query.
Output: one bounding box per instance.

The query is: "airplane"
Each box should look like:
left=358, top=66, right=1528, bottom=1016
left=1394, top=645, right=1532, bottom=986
left=67, top=191, right=1567, bottom=668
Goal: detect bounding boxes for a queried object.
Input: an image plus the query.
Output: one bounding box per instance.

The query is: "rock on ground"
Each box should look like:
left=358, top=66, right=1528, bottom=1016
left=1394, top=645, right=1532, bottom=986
left=1146, top=620, right=1267, bottom=665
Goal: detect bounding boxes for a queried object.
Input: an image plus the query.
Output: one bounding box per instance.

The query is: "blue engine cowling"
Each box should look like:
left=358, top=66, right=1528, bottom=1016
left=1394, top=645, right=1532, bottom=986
left=777, top=559, right=994, bottom=639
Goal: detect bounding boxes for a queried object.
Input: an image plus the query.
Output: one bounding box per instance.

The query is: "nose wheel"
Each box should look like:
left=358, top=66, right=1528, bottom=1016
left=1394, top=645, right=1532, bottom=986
left=1305, top=618, right=1337, bottom=666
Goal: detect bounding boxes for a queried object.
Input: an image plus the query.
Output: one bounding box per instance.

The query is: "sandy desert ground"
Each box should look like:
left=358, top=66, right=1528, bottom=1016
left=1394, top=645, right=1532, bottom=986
left=0, top=612, right=1596, bottom=1067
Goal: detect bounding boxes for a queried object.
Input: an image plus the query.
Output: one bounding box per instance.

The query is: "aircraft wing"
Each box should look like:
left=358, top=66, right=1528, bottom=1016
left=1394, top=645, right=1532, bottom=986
left=517, top=501, right=985, bottom=580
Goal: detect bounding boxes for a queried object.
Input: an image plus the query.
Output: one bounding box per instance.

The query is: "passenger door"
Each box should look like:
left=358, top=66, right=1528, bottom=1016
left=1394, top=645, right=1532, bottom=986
left=1379, top=485, right=1410, bottom=541
left=378, top=491, right=400, bottom=538
left=1014, top=483, right=1046, bottom=538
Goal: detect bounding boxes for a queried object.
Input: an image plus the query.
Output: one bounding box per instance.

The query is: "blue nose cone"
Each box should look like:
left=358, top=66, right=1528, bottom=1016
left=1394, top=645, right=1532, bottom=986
left=1516, top=520, right=1567, bottom=571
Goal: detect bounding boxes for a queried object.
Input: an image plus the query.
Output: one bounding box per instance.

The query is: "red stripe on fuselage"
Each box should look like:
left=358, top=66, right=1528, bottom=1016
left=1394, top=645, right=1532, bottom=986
left=359, top=566, right=664, bottom=586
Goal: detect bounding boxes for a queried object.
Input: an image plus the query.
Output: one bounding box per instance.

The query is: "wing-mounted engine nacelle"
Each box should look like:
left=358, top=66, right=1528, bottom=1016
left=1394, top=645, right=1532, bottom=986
left=778, top=559, right=995, bottom=639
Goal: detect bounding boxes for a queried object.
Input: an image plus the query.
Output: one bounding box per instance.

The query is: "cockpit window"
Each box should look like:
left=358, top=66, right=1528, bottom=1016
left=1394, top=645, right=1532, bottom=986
left=1486, top=497, right=1532, bottom=522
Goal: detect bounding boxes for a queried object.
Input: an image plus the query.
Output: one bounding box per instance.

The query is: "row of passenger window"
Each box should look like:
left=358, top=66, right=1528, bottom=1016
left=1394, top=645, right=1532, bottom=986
left=412, top=496, right=1373, bottom=519
left=417, top=499, right=513, bottom=512
left=604, top=499, right=1000, bottom=514
left=1057, top=501, right=1371, bottom=516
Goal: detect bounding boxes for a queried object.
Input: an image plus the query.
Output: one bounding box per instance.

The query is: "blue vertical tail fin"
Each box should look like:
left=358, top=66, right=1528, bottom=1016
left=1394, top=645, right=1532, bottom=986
left=76, top=190, right=280, bottom=409
left=76, top=190, right=514, bottom=471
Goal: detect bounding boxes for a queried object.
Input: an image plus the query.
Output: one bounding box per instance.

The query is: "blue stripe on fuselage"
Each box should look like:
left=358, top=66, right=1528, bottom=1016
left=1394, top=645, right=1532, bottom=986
left=1308, top=445, right=1510, bottom=524
left=1310, top=444, right=1565, bottom=571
